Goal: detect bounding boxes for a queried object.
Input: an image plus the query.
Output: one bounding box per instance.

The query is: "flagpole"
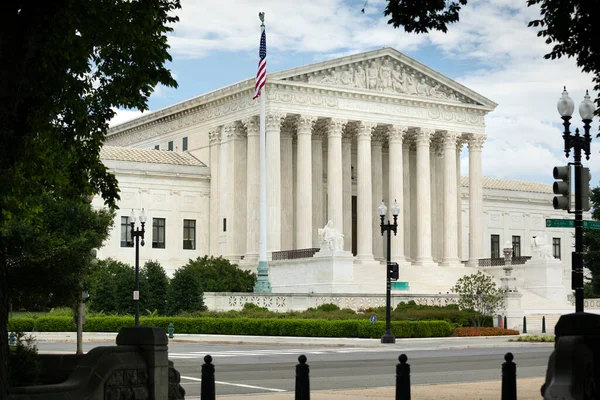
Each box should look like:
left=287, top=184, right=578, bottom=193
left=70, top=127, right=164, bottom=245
left=254, top=12, right=271, bottom=292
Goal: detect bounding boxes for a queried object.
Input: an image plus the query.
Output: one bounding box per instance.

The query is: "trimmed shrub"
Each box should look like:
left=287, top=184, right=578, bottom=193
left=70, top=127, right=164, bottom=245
left=8, top=318, right=35, bottom=332
left=34, top=317, right=76, bottom=332
left=454, top=327, right=520, bottom=336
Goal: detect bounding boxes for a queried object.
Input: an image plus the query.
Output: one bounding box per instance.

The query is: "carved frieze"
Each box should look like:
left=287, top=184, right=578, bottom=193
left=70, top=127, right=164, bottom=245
left=285, top=56, right=473, bottom=104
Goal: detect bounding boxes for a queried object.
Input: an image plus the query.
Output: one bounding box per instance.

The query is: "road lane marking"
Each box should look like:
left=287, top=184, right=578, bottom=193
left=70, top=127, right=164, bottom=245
left=180, top=376, right=287, bottom=392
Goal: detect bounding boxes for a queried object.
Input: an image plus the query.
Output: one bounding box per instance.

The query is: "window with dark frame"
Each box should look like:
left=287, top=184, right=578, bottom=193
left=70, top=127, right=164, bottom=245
left=512, top=235, right=521, bottom=257
left=168, top=141, right=174, bottom=151
left=553, top=237, right=561, bottom=259
left=154, top=144, right=159, bottom=150
left=183, top=219, right=196, bottom=250
left=182, top=137, right=188, bottom=151
left=120, top=216, right=133, bottom=247
left=491, top=234, right=500, bottom=259
left=152, top=218, right=166, bottom=249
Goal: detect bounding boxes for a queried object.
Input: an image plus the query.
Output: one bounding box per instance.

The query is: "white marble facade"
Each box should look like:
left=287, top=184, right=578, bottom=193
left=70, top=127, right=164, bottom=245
left=98, top=47, right=575, bottom=278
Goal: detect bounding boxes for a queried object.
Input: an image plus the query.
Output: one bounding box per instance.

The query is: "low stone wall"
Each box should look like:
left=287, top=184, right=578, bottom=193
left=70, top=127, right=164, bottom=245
left=8, top=326, right=176, bottom=400
left=203, top=292, right=460, bottom=312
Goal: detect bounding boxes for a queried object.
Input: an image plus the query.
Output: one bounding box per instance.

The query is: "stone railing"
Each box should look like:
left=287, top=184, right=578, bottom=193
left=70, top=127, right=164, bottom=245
left=567, top=296, right=600, bottom=309
left=478, top=256, right=531, bottom=267
left=272, top=248, right=320, bottom=260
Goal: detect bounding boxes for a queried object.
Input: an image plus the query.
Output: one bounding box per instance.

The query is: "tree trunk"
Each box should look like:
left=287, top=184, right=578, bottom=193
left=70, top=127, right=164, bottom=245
left=0, top=248, right=10, bottom=399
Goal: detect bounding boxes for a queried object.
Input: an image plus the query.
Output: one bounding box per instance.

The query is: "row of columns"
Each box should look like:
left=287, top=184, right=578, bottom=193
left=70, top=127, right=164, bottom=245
left=208, top=113, right=485, bottom=267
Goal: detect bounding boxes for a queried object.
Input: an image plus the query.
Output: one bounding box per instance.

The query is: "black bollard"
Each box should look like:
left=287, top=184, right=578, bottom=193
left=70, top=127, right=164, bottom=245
left=542, top=316, right=546, bottom=334
left=201, top=355, right=216, bottom=400
left=396, top=354, right=411, bottom=400
left=504, top=316, right=508, bottom=330
left=523, top=316, right=527, bottom=334
left=295, top=354, right=310, bottom=400
left=501, top=352, right=517, bottom=400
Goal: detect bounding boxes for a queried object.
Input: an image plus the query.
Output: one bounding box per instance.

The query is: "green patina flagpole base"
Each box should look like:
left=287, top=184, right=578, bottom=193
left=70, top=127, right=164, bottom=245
left=253, top=260, right=272, bottom=293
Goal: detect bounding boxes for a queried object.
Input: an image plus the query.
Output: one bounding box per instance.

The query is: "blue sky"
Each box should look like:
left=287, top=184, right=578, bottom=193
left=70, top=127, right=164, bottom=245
left=110, top=0, right=598, bottom=186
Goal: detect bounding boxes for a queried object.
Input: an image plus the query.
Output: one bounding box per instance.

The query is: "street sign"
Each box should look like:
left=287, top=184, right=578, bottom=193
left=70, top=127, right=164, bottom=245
left=370, top=315, right=377, bottom=323
left=546, top=219, right=574, bottom=228
left=546, top=219, right=600, bottom=230
left=584, top=220, right=600, bottom=230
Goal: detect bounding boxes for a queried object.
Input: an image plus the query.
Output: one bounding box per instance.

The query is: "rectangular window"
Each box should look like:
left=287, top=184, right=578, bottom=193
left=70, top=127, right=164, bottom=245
left=553, top=237, right=561, bottom=259
left=491, top=234, right=500, bottom=259
left=168, top=141, right=174, bottom=151
left=152, top=218, right=166, bottom=249
left=183, top=219, right=196, bottom=250
left=154, top=144, right=159, bottom=150
left=182, top=137, right=188, bottom=151
left=120, top=217, right=133, bottom=247
left=512, top=235, right=521, bottom=257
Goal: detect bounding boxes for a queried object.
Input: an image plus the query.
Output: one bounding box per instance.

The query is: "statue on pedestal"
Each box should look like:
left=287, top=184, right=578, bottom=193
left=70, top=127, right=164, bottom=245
left=531, top=236, right=555, bottom=261
left=318, top=220, right=344, bottom=251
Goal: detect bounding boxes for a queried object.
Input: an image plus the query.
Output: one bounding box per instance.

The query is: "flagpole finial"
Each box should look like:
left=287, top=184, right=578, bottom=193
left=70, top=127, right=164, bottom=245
left=259, top=12, right=265, bottom=27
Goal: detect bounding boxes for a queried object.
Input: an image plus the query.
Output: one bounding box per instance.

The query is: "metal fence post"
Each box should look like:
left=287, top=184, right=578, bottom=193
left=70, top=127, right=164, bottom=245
left=201, top=355, right=215, bottom=400
left=522, top=316, right=527, bottom=334
left=295, top=354, right=310, bottom=400
left=501, top=352, right=517, bottom=400
left=542, top=316, right=546, bottom=334
left=396, top=354, right=411, bottom=400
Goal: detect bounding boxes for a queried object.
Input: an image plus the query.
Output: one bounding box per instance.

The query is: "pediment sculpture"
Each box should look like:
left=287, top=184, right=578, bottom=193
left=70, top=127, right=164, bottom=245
left=318, top=220, right=344, bottom=252
left=290, top=57, right=463, bottom=102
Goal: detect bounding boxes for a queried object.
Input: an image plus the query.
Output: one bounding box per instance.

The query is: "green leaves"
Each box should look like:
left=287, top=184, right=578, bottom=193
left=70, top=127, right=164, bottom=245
left=450, top=271, right=506, bottom=327
left=384, top=0, right=468, bottom=33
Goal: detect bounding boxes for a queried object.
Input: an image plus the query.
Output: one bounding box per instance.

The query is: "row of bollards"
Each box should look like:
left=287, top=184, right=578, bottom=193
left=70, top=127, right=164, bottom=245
left=197, top=352, right=519, bottom=400
left=503, top=315, right=547, bottom=334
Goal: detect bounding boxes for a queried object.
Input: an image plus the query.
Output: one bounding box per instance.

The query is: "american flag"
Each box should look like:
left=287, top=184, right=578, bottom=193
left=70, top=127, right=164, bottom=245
left=252, top=27, right=267, bottom=99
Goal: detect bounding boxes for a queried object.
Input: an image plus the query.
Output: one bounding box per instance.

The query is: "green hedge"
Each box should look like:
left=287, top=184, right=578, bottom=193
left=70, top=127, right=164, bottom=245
left=8, top=316, right=453, bottom=338
left=7, top=318, right=35, bottom=332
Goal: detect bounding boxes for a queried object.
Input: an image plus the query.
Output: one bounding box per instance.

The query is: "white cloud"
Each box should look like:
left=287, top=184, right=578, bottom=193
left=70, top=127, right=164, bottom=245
left=109, top=109, right=147, bottom=127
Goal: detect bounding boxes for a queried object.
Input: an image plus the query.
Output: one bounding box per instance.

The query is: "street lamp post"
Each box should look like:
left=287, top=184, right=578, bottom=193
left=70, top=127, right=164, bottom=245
left=379, top=199, right=400, bottom=344
left=130, top=208, right=146, bottom=326
left=556, top=87, right=595, bottom=313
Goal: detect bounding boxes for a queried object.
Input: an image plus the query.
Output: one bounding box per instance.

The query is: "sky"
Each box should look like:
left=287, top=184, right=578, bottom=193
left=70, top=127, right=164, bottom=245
left=109, top=0, right=599, bottom=187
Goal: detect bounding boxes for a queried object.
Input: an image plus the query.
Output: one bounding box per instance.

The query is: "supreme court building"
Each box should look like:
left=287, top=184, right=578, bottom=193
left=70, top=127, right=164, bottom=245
left=97, top=47, right=573, bottom=283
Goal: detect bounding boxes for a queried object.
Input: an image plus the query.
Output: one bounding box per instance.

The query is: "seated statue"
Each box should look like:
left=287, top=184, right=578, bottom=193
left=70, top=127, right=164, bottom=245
left=531, top=236, right=554, bottom=260
left=318, top=220, right=344, bottom=251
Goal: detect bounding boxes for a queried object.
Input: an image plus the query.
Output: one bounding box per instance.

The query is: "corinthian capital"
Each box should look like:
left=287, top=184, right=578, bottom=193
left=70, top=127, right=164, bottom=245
left=327, top=118, right=347, bottom=138
left=387, top=125, right=408, bottom=143
left=297, top=115, right=317, bottom=136
left=265, top=111, right=286, bottom=131
left=208, top=127, right=222, bottom=145
left=441, top=131, right=461, bottom=148
left=242, top=116, right=259, bottom=137
left=415, top=127, right=435, bottom=146
left=356, top=121, right=377, bottom=140
left=467, top=134, right=486, bottom=150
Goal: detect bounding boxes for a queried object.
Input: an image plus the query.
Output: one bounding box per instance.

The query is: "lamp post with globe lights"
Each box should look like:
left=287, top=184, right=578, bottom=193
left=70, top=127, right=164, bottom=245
left=378, top=199, right=400, bottom=344
left=130, top=208, right=146, bottom=326
left=555, top=87, right=595, bottom=313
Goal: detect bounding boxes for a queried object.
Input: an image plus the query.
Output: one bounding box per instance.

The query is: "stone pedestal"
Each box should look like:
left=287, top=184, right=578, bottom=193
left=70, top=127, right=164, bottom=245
left=503, top=292, right=524, bottom=331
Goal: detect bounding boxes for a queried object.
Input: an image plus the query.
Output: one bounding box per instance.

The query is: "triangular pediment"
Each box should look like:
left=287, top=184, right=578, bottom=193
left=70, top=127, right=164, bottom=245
left=268, top=48, right=496, bottom=109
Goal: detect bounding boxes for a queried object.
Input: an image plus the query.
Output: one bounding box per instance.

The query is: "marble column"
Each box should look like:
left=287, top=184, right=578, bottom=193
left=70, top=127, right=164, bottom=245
left=312, top=125, right=325, bottom=247
left=467, top=134, right=486, bottom=267
left=219, top=124, right=231, bottom=256
left=402, top=140, right=411, bottom=261
left=208, top=128, right=222, bottom=256
left=409, top=144, right=417, bottom=261
left=280, top=119, right=295, bottom=251
left=415, top=128, right=435, bottom=266
left=435, top=143, right=445, bottom=262
left=342, top=129, right=353, bottom=252
left=388, top=125, right=407, bottom=263
left=296, top=115, right=316, bottom=249
left=266, top=112, right=286, bottom=254
left=456, top=138, right=463, bottom=261
left=430, top=142, right=439, bottom=261
left=357, top=121, right=376, bottom=261
left=228, top=122, right=247, bottom=260
left=243, top=117, right=259, bottom=261
left=371, top=132, right=384, bottom=260
left=327, top=118, right=346, bottom=235
left=441, top=132, right=460, bottom=266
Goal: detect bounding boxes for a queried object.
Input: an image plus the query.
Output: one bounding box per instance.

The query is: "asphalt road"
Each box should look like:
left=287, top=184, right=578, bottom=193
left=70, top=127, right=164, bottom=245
left=38, top=341, right=553, bottom=397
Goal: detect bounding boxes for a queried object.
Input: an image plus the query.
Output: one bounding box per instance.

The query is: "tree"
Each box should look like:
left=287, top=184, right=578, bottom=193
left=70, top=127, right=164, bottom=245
left=167, top=264, right=205, bottom=315
left=583, top=186, right=600, bottom=296
left=382, top=1, right=600, bottom=114
left=86, top=259, right=136, bottom=315
left=141, top=260, right=169, bottom=315
left=450, top=271, right=506, bottom=327
left=0, top=1, right=180, bottom=394
left=3, top=194, right=114, bottom=311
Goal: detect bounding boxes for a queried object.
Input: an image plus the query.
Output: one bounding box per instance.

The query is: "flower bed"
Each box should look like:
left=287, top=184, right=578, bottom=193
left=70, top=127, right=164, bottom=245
left=454, top=327, right=520, bottom=336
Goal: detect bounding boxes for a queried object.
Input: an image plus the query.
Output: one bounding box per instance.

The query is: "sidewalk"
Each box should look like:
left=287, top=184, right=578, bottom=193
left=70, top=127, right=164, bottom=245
left=189, top=379, right=545, bottom=399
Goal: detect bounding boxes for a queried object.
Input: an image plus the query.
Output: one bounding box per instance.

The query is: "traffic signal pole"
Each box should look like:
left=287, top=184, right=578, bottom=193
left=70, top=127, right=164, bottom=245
left=573, top=140, right=584, bottom=313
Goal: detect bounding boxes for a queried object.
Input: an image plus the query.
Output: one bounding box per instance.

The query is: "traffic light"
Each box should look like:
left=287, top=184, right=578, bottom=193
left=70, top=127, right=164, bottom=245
left=388, top=262, right=399, bottom=281
left=580, top=167, right=591, bottom=212
left=553, top=166, right=571, bottom=210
